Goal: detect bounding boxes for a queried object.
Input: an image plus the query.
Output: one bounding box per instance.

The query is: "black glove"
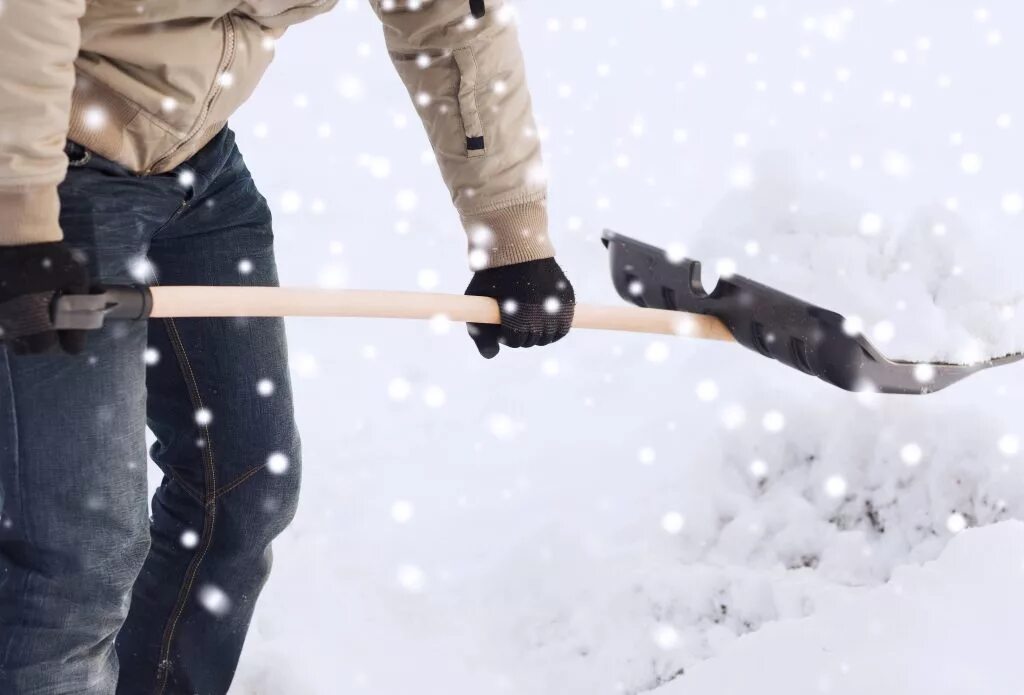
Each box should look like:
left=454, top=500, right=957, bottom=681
left=0, top=242, right=90, bottom=355
left=464, top=257, right=575, bottom=359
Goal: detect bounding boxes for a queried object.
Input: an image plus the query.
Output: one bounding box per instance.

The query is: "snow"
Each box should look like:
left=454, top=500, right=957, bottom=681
left=178, top=1, right=1024, bottom=693
left=655, top=521, right=1024, bottom=695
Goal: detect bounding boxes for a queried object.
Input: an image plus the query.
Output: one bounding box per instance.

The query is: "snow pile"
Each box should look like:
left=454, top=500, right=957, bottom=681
left=421, top=389, right=1024, bottom=694
left=655, top=521, right=1024, bottom=695
left=230, top=375, right=1023, bottom=695
left=686, top=152, right=1024, bottom=364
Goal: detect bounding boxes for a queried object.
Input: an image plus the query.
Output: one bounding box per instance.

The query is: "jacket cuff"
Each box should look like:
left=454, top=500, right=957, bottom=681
left=0, top=185, right=63, bottom=245
left=461, top=199, right=556, bottom=270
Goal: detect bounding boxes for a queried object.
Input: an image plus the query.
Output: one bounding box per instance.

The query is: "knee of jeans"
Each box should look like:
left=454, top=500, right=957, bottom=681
left=220, top=446, right=301, bottom=549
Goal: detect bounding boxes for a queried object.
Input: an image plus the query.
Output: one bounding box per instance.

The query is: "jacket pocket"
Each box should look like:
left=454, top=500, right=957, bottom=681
left=452, top=47, right=487, bottom=158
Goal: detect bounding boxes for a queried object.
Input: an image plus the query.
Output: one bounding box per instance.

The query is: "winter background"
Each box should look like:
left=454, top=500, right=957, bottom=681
left=165, top=1, right=1024, bottom=693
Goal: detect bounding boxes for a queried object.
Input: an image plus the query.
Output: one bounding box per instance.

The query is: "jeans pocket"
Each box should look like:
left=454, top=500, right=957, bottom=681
left=65, top=141, right=92, bottom=168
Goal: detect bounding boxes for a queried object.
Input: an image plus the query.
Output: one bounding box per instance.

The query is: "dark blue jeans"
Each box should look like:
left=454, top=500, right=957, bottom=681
left=0, top=128, right=301, bottom=694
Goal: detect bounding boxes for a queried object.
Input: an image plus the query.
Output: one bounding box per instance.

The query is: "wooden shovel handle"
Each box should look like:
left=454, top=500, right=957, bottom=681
left=148, top=286, right=735, bottom=341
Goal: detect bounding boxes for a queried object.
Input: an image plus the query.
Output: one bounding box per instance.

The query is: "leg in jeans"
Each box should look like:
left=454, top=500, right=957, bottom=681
left=0, top=144, right=181, bottom=694
left=115, top=129, right=302, bottom=695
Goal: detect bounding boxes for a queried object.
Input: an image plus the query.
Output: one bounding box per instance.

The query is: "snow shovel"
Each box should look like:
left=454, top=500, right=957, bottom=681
left=44, top=233, right=1020, bottom=395
left=601, top=229, right=1022, bottom=395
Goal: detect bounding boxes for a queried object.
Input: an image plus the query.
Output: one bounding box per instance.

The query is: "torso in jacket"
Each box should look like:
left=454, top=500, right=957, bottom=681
left=73, top=0, right=337, bottom=174
left=0, top=0, right=554, bottom=268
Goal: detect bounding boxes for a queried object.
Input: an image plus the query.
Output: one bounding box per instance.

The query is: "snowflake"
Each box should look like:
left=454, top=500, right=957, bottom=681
left=998, top=434, right=1020, bottom=457
left=396, top=564, right=426, bottom=593
left=638, top=447, right=656, bottom=465
left=422, top=386, right=446, bottom=408
left=824, top=475, right=848, bottom=498
left=661, top=512, right=686, bottom=534
left=695, top=380, right=719, bottom=403
left=762, top=410, right=785, bottom=433
left=180, top=529, right=200, bottom=549
left=651, top=624, right=680, bottom=650
left=266, top=452, right=290, bottom=475
left=900, top=443, right=924, bottom=466
left=388, top=377, right=412, bottom=402
left=391, top=500, right=415, bottom=524
left=82, top=106, right=107, bottom=130
left=197, top=584, right=232, bottom=617
left=946, top=512, right=967, bottom=534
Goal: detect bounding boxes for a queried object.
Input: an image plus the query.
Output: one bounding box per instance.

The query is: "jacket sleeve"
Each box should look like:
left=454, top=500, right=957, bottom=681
left=371, top=0, right=554, bottom=269
left=0, top=0, right=86, bottom=245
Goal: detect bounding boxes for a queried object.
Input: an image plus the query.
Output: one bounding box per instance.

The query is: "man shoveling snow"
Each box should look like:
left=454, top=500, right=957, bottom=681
left=0, top=2, right=572, bottom=693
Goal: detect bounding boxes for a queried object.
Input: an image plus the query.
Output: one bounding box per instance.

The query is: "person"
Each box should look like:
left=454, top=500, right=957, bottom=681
left=0, top=1, right=574, bottom=692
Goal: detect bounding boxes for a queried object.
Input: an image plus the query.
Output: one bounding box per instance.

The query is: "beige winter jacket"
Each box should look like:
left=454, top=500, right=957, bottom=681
left=0, top=0, right=553, bottom=268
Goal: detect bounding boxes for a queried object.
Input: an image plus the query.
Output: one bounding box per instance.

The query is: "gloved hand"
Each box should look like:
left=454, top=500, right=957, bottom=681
left=464, top=257, right=575, bottom=359
left=0, top=242, right=90, bottom=355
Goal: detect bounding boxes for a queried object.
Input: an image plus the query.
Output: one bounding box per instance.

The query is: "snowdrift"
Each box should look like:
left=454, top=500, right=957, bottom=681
left=656, top=521, right=1024, bottom=695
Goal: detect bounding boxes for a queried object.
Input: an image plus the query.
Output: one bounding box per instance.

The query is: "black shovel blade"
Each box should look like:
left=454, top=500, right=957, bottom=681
left=602, top=230, right=1022, bottom=395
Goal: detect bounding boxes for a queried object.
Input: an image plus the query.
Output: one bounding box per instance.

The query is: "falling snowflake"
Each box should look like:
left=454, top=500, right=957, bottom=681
left=1002, top=193, right=1023, bottom=215
left=395, top=189, right=419, bottom=212
left=900, top=443, right=923, bottom=466
left=266, top=452, right=290, bottom=475
left=762, top=410, right=786, bottom=433
left=859, top=213, right=883, bottom=236
left=719, top=404, right=746, bottom=430
left=391, top=500, right=415, bottom=524
left=279, top=191, right=302, bottom=214
left=388, top=378, right=412, bottom=402
left=651, top=624, right=680, bottom=650
left=422, top=386, right=446, bottom=408
left=396, top=564, right=426, bottom=593
left=998, top=434, right=1020, bottom=457
left=749, top=459, right=768, bottom=478
left=661, top=512, right=686, bottom=534
left=913, top=364, right=936, bottom=383
left=695, top=379, right=719, bottom=402
left=946, top=512, right=967, bottom=534
left=645, top=341, right=670, bottom=363
left=82, top=106, right=107, bottom=130
left=824, top=475, right=848, bottom=498
left=417, top=269, right=439, bottom=290
left=197, top=584, right=232, bottom=617
left=488, top=413, right=520, bottom=439
left=180, top=529, right=200, bottom=549
left=960, top=152, right=983, bottom=175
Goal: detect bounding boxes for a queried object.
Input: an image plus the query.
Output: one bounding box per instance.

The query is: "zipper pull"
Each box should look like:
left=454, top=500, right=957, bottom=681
left=469, top=0, right=485, bottom=19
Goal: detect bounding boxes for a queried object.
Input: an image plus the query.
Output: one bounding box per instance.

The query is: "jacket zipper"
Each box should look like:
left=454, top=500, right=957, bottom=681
left=146, top=14, right=238, bottom=174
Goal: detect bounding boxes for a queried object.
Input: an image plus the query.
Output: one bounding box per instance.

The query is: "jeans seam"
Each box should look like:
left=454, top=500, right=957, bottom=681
left=162, top=468, right=204, bottom=508
left=0, top=349, right=27, bottom=670
left=153, top=318, right=218, bottom=695
left=212, top=463, right=269, bottom=503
